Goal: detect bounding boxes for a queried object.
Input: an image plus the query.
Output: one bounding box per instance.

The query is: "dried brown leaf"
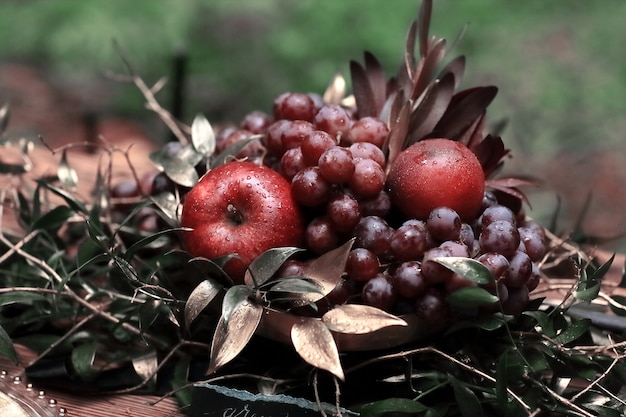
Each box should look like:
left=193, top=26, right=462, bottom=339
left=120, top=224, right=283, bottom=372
left=291, top=318, right=344, bottom=380
left=184, top=279, right=223, bottom=330
left=322, top=304, right=407, bottom=334
left=299, top=238, right=354, bottom=302
left=0, top=102, right=9, bottom=134
left=207, top=299, right=263, bottom=375
left=191, top=113, right=216, bottom=157
left=132, top=351, right=158, bottom=385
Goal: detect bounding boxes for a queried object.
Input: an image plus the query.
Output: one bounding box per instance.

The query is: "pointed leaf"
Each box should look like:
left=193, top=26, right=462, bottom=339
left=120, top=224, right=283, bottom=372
left=185, top=279, right=224, bottom=329
left=322, top=304, right=407, bottom=334
left=554, top=319, right=591, bottom=345
left=446, top=286, right=498, bottom=309
left=37, top=181, right=87, bottom=213
left=132, top=351, right=159, bottom=390
left=161, top=157, right=199, bottom=187
left=222, top=285, right=255, bottom=323
left=448, top=374, right=483, bottom=417
left=151, top=192, right=179, bottom=223
left=208, top=300, right=263, bottom=374
left=434, top=86, right=498, bottom=140
left=291, top=318, right=344, bottom=380
left=210, top=136, right=262, bottom=168
left=364, top=51, right=387, bottom=114
left=355, top=398, right=429, bottom=416
left=350, top=60, right=376, bottom=118
left=58, top=150, right=78, bottom=188
left=269, top=277, right=324, bottom=296
left=0, top=325, right=17, bottom=364
left=406, top=72, right=455, bottom=145
left=71, top=340, right=97, bottom=381
left=191, top=113, right=216, bottom=156
left=244, top=246, right=303, bottom=287
left=431, top=256, right=494, bottom=284
left=31, top=205, right=74, bottom=231
left=298, top=239, right=354, bottom=302
left=417, top=0, right=432, bottom=58
left=438, top=55, right=466, bottom=90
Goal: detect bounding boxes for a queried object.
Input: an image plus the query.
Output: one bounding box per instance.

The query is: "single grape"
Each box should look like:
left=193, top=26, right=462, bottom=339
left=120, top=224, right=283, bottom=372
left=354, top=216, right=392, bottom=256
left=478, top=220, right=520, bottom=258
left=481, top=190, right=499, bottom=210
left=346, top=248, right=380, bottom=282
left=273, top=92, right=317, bottom=122
left=459, top=223, right=476, bottom=251
left=305, top=216, right=340, bottom=254
left=481, top=205, right=517, bottom=227
left=347, top=116, right=389, bottom=148
left=439, top=241, right=470, bottom=258
left=301, top=130, right=337, bottom=166
left=526, top=263, right=541, bottom=292
left=504, top=250, right=532, bottom=288
left=348, top=142, right=386, bottom=167
left=477, top=252, right=510, bottom=281
left=427, top=207, right=462, bottom=242
left=240, top=110, right=273, bottom=134
left=390, top=220, right=434, bottom=262
left=318, top=146, right=355, bottom=184
left=276, top=259, right=307, bottom=278
left=358, top=190, right=392, bottom=218
left=327, top=193, right=361, bottom=231
left=362, top=273, right=397, bottom=311
left=280, top=147, right=308, bottom=180
left=501, top=285, right=530, bottom=316
left=518, top=226, right=546, bottom=262
left=264, top=119, right=291, bottom=156
left=414, top=289, right=449, bottom=322
left=421, top=246, right=454, bottom=283
left=281, top=120, right=316, bottom=151
left=391, top=261, right=427, bottom=298
left=314, top=104, right=352, bottom=139
left=291, top=166, right=332, bottom=206
left=347, top=158, right=386, bottom=197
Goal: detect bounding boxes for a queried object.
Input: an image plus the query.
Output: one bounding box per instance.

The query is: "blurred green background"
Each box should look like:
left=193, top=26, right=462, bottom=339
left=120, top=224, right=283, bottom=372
left=1, top=0, right=625, bottom=249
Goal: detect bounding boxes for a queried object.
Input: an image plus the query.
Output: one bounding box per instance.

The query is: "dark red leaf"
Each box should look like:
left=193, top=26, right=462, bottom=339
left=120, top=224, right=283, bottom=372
left=433, top=86, right=498, bottom=140
left=418, top=0, right=433, bottom=58
left=438, top=55, right=466, bottom=90
left=364, top=51, right=387, bottom=114
left=406, top=72, right=455, bottom=146
left=350, top=60, right=376, bottom=118
left=411, top=38, right=447, bottom=101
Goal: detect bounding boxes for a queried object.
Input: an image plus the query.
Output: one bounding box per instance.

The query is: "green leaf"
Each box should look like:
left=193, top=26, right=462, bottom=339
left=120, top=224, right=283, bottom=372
left=608, top=295, right=626, bottom=316
left=244, top=246, right=303, bottom=288
left=445, top=286, right=498, bottom=309
left=31, top=205, right=74, bottom=231
left=554, top=319, right=591, bottom=345
left=191, top=113, right=216, bottom=156
left=431, top=256, right=494, bottom=284
left=0, top=325, right=17, bottom=364
left=448, top=374, right=483, bottom=417
left=71, top=340, right=97, bottom=381
left=523, top=310, right=557, bottom=337
left=37, top=181, right=87, bottom=213
left=355, top=398, right=429, bottom=417
left=0, top=291, right=47, bottom=307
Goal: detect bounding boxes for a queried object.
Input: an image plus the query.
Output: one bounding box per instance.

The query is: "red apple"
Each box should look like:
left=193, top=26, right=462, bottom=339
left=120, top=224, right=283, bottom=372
left=387, top=138, right=485, bottom=221
left=180, top=161, right=304, bottom=282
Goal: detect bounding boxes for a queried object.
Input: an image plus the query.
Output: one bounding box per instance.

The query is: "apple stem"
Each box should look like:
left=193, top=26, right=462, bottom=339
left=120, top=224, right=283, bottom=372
left=227, top=203, right=244, bottom=225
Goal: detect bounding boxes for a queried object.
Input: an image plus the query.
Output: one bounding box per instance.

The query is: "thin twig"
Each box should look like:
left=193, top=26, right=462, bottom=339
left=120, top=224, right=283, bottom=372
left=344, top=346, right=531, bottom=412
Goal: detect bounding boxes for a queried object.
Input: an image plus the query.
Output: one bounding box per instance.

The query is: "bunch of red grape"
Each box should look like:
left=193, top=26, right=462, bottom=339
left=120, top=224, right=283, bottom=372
left=207, top=91, right=547, bottom=321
